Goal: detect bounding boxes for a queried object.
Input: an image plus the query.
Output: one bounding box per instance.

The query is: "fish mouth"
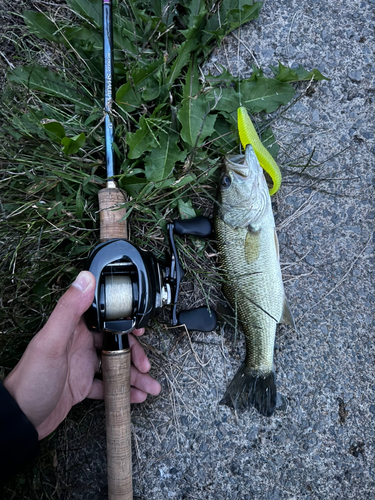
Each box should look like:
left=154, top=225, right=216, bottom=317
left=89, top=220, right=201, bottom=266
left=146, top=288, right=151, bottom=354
left=225, top=145, right=262, bottom=179
left=225, top=154, right=250, bottom=179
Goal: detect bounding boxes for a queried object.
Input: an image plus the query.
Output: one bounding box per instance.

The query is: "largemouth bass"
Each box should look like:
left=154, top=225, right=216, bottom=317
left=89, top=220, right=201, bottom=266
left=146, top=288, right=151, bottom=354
left=215, top=145, right=295, bottom=417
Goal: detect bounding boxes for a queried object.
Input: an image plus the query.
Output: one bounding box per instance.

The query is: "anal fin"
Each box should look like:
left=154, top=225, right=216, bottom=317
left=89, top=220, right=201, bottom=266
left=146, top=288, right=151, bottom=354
left=280, top=297, right=296, bottom=331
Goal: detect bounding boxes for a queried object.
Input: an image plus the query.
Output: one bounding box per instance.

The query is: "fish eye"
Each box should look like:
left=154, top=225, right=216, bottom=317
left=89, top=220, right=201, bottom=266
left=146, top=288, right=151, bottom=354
left=221, top=174, right=231, bottom=188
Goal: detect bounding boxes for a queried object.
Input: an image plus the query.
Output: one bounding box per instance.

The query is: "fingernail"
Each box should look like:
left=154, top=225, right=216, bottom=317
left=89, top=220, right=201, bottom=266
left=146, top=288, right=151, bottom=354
left=72, top=271, right=92, bottom=292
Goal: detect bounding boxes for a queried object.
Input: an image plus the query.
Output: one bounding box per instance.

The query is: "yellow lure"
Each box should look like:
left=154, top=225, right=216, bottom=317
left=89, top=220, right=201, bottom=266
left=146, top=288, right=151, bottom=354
left=237, top=106, right=282, bottom=195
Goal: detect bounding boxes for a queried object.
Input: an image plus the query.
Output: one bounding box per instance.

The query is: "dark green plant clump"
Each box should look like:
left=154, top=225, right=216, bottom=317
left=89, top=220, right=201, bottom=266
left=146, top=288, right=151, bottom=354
left=0, top=0, right=326, bottom=338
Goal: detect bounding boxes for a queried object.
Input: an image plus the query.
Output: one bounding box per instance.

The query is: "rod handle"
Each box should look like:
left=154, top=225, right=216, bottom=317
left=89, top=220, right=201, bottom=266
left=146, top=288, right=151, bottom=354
left=99, top=187, right=128, bottom=241
left=102, top=348, right=133, bottom=500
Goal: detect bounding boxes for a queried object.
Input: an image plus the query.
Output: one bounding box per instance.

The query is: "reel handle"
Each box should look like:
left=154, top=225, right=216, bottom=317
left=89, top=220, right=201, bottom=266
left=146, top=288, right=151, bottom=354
left=173, top=216, right=212, bottom=238
left=178, top=307, right=217, bottom=332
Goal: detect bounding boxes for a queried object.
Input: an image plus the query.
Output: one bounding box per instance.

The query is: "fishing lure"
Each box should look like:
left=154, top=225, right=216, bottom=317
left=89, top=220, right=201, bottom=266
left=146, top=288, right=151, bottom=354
left=237, top=106, right=282, bottom=195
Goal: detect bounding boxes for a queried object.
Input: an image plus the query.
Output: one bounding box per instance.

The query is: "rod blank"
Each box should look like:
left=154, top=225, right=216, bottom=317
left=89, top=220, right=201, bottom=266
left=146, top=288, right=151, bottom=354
left=103, top=0, right=115, bottom=180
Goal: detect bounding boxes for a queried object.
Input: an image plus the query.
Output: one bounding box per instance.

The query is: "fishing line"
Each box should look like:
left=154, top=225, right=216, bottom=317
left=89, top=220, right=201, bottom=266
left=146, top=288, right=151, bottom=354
left=237, top=0, right=242, bottom=152
left=237, top=27, right=242, bottom=108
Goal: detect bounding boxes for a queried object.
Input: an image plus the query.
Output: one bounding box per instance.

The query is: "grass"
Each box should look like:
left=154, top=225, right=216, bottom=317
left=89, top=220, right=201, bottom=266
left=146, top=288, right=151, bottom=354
left=0, top=2, right=222, bottom=495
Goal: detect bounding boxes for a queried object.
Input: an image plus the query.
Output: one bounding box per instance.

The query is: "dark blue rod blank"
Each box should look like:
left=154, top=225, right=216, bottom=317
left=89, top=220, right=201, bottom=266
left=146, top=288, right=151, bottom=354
left=103, top=0, right=115, bottom=180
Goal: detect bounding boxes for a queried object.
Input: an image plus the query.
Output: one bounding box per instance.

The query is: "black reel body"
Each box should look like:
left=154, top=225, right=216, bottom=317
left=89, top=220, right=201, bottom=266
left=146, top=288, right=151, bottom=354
left=85, top=217, right=217, bottom=336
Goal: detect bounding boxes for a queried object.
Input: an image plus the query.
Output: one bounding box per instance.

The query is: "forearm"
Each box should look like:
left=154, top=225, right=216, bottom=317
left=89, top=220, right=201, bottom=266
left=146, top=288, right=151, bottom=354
left=0, top=381, right=39, bottom=481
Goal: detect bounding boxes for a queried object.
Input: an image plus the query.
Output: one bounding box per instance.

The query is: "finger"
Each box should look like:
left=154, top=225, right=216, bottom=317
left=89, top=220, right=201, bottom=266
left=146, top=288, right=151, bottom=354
left=129, top=334, right=150, bottom=373
left=130, top=366, right=161, bottom=396
left=87, top=379, right=104, bottom=400
left=92, top=331, right=104, bottom=349
left=38, top=272, right=96, bottom=352
left=130, top=387, right=148, bottom=404
left=131, top=328, right=145, bottom=337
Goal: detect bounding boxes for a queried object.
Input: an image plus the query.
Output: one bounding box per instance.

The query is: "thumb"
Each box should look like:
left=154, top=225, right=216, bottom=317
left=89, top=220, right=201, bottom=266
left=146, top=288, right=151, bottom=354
left=38, top=271, right=96, bottom=348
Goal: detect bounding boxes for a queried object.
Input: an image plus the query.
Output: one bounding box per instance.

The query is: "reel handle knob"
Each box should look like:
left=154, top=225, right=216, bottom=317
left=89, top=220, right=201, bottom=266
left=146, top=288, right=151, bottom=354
left=178, top=306, right=217, bottom=332
left=173, top=216, right=212, bottom=238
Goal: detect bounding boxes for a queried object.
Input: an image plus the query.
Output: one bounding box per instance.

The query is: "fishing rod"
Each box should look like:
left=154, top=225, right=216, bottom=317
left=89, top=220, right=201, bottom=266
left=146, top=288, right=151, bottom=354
left=99, top=0, right=132, bottom=498
left=84, top=1, right=217, bottom=498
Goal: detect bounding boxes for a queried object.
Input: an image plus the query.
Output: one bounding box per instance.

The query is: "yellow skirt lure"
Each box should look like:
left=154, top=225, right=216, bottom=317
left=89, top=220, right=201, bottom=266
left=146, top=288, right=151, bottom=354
left=237, top=106, right=282, bottom=195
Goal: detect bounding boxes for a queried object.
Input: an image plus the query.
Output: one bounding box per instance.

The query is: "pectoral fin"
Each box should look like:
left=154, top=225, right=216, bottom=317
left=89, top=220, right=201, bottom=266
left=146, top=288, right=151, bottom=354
left=245, top=226, right=261, bottom=264
left=280, top=297, right=296, bottom=330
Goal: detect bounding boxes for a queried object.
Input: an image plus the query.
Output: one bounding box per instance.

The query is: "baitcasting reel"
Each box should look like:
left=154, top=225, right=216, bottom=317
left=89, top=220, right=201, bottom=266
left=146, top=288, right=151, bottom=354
left=85, top=216, right=217, bottom=341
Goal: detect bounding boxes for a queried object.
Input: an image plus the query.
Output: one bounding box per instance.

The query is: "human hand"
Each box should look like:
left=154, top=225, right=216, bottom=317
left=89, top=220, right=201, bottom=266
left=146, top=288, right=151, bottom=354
left=4, top=271, right=161, bottom=440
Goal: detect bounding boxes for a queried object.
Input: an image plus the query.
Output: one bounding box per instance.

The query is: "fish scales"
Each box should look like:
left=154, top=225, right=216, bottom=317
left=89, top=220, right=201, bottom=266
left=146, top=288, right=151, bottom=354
left=216, top=144, right=293, bottom=417
left=215, top=214, right=283, bottom=372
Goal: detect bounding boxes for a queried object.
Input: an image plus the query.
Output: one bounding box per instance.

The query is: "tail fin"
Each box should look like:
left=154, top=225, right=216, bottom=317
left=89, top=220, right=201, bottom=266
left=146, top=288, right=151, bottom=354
left=220, top=363, right=276, bottom=417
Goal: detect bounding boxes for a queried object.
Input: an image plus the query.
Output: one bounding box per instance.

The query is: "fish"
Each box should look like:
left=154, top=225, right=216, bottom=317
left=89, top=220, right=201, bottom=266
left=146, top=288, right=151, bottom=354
left=215, top=144, right=295, bottom=417
left=237, top=106, right=282, bottom=195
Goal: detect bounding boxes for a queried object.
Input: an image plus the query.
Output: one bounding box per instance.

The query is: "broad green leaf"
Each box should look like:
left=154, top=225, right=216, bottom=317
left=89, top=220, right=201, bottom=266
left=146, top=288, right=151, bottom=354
left=203, top=0, right=262, bottom=47
left=126, top=115, right=158, bottom=159
left=210, top=115, right=237, bottom=151
left=66, top=0, right=102, bottom=28
left=271, top=62, right=329, bottom=82
left=240, top=77, right=295, bottom=113
left=125, top=0, right=145, bottom=27
left=42, top=120, right=66, bottom=142
left=114, top=27, right=139, bottom=56
left=185, top=0, right=207, bottom=35
left=151, top=0, right=177, bottom=22
left=119, top=175, right=148, bottom=198
left=167, top=7, right=206, bottom=87
left=226, top=0, right=263, bottom=30
left=180, top=99, right=217, bottom=147
left=116, top=81, right=142, bottom=113
left=249, top=65, right=264, bottom=80
left=145, top=131, right=186, bottom=182
left=84, top=111, right=102, bottom=126
left=142, top=76, right=161, bottom=102
left=167, top=37, right=199, bottom=88
left=23, top=11, right=60, bottom=42
left=206, top=68, right=237, bottom=85
left=116, top=59, right=164, bottom=112
left=8, top=66, right=93, bottom=109
left=114, top=12, right=143, bottom=41
left=64, top=26, right=102, bottom=51
left=208, top=87, right=241, bottom=114
left=178, top=61, right=217, bottom=147
left=177, top=198, right=196, bottom=219
left=32, top=282, right=51, bottom=303
left=61, top=133, right=86, bottom=155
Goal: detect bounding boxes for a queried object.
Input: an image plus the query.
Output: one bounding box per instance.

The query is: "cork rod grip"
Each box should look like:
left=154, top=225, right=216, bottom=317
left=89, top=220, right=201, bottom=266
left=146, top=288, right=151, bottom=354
left=99, top=187, right=128, bottom=241
left=102, top=349, right=133, bottom=500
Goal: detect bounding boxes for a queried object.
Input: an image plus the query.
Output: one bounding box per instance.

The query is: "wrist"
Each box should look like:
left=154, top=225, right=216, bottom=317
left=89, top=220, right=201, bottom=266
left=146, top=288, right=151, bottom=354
left=3, top=371, right=26, bottom=420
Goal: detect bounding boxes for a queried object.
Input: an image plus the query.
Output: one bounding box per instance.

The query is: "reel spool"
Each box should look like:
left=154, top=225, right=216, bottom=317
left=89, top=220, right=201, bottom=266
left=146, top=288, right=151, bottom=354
left=104, top=275, right=133, bottom=320
left=85, top=216, right=217, bottom=337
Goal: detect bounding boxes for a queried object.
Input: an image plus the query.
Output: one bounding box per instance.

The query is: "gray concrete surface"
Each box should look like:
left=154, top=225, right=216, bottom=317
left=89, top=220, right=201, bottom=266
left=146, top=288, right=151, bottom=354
left=4, top=0, right=375, bottom=498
